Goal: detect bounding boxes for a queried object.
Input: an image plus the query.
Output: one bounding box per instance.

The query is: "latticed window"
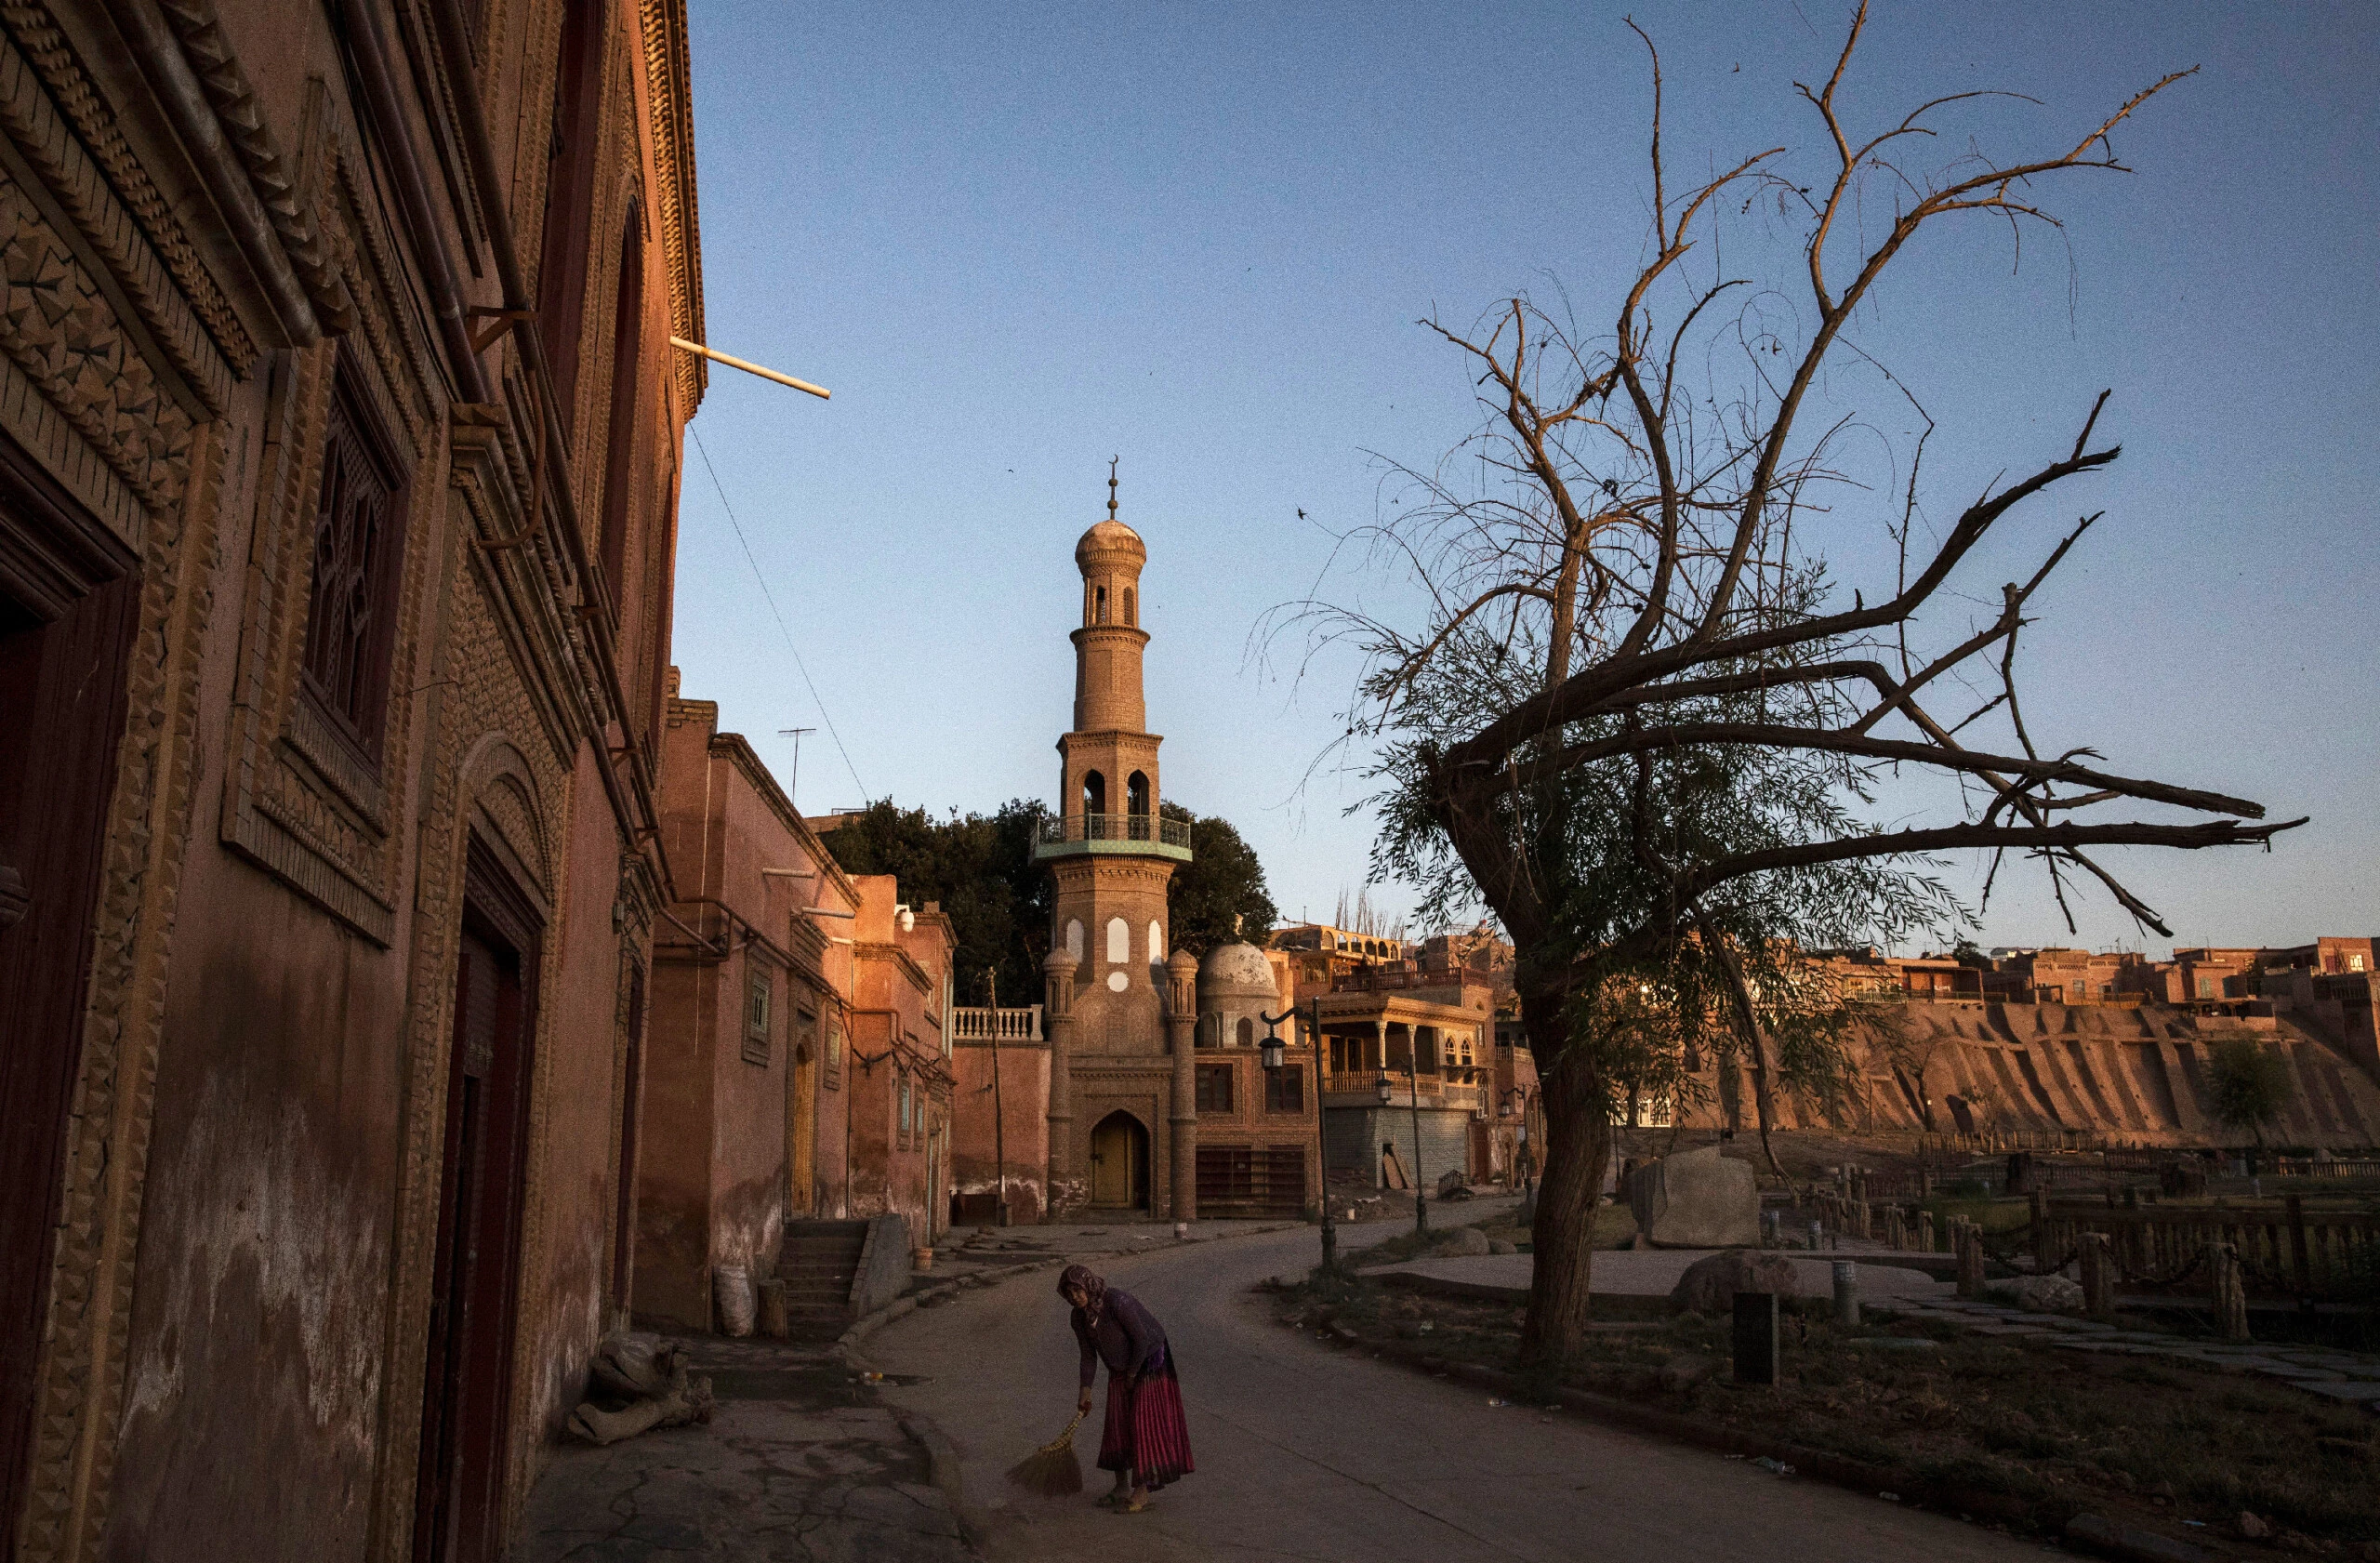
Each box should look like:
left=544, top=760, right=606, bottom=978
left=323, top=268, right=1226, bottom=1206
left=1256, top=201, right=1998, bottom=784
left=301, top=363, right=404, bottom=758
left=1196, top=1064, right=1234, bottom=1114
left=1264, top=1065, right=1304, bottom=1114
left=743, top=968, right=772, bottom=1065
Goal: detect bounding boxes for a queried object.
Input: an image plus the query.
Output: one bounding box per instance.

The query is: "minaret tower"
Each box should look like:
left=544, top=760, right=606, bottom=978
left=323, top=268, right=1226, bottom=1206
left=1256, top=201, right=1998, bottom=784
left=1036, top=466, right=1196, bottom=1215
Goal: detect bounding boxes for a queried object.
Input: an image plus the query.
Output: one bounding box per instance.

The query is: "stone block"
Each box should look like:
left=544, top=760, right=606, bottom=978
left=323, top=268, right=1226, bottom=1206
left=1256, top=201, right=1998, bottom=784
left=851, top=1213, right=913, bottom=1318
left=1434, top=1225, right=1491, bottom=1258
left=1672, top=1248, right=1800, bottom=1315
left=1986, top=1275, right=2084, bottom=1315
left=1629, top=1144, right=1758, bottom=1248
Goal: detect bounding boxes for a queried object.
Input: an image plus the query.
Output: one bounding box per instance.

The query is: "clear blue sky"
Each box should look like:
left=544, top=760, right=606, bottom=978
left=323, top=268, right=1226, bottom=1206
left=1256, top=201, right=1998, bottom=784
left=671, top=1, right=2377, bottom=956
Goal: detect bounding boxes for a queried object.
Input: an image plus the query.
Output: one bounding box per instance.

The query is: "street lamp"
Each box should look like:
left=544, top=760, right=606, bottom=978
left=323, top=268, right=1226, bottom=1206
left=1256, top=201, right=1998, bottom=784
left=1501, top=1086, right=1536, bottom=1197
left=1261, top=1002, right=1334, bottom=1271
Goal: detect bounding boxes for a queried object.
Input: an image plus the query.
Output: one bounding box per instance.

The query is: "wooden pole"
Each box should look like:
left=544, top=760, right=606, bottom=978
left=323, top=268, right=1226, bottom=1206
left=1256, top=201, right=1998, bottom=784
left=2079, top=1231, right=2114, bottom=1321
left=669, top=335, right=831, bottom=399
left=986, top=972, right=1008, bottom=1225
left=2210, top=1242, right=2250, bottom=1342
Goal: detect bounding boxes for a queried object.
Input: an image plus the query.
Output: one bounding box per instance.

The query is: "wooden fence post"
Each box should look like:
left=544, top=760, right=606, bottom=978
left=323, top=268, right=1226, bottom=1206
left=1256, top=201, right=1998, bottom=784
left=1956, top=1219, right=1984, bottom=1298
left=1920, top=1210, right=1937, bottom=1255
left=2209, top=1242, right=2250, bottom=1342
left=2285, top=1194, right=2310, bottom=1293
left=2079, top=1231, right=2114, bottom=1321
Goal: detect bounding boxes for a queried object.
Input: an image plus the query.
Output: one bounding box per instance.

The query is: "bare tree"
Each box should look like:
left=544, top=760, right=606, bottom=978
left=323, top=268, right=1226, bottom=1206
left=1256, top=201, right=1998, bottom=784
left=1276, top=7, right=2301, bottom=1358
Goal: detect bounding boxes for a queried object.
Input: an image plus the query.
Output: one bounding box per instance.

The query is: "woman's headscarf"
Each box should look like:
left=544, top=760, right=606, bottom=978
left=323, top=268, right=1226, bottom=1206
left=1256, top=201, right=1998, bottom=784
left=1058, top=1264, right=1108, bottom=1326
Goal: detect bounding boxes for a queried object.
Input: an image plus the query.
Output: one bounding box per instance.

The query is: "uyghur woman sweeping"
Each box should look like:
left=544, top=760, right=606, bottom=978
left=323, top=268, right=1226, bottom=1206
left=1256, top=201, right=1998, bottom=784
left=1058, top=1264, right=1193, bottom=1511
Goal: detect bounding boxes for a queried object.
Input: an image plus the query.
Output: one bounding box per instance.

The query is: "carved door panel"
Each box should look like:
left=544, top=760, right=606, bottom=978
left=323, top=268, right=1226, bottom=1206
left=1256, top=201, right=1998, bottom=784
left=415, top=847, right=538, bottom=1563
left=0, top=433, right=139, bottom=1543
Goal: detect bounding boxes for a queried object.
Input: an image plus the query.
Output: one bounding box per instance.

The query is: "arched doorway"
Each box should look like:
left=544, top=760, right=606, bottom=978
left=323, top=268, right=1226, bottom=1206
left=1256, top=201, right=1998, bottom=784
left=1088, top=1110, right=1149, bottom=1211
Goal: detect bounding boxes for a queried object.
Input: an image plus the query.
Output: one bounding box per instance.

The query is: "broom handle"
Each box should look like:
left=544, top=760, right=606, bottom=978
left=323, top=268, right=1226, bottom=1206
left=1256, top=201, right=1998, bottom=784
left=1043, top=1408, right=1086, bottom=1450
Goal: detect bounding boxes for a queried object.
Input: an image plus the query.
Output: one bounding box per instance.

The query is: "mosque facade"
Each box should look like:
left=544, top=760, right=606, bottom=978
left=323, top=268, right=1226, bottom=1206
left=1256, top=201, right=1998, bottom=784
left=1032, top=481, right=1203, bottom=1216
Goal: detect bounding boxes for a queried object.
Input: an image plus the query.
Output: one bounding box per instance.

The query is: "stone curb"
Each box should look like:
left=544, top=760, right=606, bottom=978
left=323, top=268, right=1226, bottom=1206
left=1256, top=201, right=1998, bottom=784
left=834, top=1222, right=1305, bottom=1350
left=892, top=1408, right=966, bottom=1504
left=1336, top=1331, right=2236, bottom=1563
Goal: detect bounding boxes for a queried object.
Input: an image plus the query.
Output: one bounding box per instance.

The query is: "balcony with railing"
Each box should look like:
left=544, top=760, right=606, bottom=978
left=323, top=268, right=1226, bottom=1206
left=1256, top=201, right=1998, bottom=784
left=950, top=1005, right=1043, bottom=1043
left=1321, top=1067, right=1486, bottom=1113
left=1032, top=812, right=1193, bottom=862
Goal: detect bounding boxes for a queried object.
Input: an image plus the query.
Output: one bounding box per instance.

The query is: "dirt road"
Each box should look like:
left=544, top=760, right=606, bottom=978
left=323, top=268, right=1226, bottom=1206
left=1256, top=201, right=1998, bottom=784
left=873, top=1222, right=2047, bottom=1562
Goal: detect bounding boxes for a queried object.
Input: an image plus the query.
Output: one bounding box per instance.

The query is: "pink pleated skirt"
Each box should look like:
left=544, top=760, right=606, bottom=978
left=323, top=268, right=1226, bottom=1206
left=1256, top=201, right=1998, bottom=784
left=1095, top=1348, right=1194, bottom=1490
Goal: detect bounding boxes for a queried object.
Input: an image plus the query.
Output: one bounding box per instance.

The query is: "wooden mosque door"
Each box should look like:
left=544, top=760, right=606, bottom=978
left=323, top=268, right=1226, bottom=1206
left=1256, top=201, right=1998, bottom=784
left=1089, top=1112, right=1149, bottom=1210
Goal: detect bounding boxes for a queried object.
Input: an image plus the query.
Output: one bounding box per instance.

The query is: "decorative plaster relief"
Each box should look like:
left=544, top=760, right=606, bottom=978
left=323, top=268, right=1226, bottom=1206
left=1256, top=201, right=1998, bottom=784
left=0, top=6, right=257, bottom=387
left=0, top=171, right=192, bottom=525
left=20, top=422, right=225, bottom=1563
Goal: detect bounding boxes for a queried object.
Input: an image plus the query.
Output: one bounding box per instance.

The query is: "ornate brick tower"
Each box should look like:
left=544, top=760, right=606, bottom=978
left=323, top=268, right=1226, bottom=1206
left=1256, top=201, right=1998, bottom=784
left=1037, top=468, right=1197, bottom=1217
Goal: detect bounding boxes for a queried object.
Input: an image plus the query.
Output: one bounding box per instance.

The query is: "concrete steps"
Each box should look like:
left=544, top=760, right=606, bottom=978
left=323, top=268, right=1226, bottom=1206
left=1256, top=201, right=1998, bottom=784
left=776, top=1220, right=871, bottom=1333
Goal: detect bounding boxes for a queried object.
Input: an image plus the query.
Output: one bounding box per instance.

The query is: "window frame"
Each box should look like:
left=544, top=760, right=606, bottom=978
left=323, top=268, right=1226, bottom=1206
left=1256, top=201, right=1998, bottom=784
left=1196, top=1062, right=1235, bottom=1114
left=742, top=964, right=773, bottom=1066
left=595, top=199, right=645, bottom=619
left=298, top=350, right=410, bottom=769
left=1265, top=1064, right=1305, bottom=1115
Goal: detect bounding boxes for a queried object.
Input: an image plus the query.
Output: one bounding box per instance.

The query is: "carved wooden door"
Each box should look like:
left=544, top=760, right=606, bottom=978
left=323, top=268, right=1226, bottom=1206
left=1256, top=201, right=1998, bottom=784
left=414, top=850, right=538, bottom=1563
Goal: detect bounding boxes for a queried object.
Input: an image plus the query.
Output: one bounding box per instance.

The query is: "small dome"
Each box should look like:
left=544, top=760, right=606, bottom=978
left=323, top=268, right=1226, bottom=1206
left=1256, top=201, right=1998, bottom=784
left=1198, top=942, right=1277, bottom=1001
left=1075, top=518, right=1145, bottom=571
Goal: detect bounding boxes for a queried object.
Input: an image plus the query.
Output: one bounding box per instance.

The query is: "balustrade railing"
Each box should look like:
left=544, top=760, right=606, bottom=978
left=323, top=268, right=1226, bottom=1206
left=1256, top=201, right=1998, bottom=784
left=1037, top=813, right=1193, bottom=849
left=949, top=1005, right=1043, bottom=1042
left=1321, top=1068, right=1487, bottom=1106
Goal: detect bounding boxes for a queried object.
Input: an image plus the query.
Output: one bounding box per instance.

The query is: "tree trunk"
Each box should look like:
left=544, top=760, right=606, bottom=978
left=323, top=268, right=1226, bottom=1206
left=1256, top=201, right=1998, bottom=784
left=1520, top=985, right=1607, bottom=1362
left=1696, top=912, right=1788, bottom=1181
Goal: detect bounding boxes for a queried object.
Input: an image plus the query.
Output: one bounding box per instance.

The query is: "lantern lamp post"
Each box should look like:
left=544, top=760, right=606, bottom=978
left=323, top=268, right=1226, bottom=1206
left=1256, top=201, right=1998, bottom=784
left=1260, top=1000, right=1334, bottom=1271
left=1501, top=1086, right=1536, bottom=1197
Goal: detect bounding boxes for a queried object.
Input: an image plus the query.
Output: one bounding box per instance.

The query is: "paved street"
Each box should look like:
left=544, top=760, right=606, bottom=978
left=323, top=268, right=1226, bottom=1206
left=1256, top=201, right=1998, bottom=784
left=872, top=1223, right=2048, bottom=1563
left=515, top=1337, right=969, bottom=1562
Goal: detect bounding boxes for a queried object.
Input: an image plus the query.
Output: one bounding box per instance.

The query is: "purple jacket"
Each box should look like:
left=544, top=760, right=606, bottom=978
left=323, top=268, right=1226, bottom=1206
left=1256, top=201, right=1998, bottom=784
left=1073, top=1287, right=1168, bottom=1388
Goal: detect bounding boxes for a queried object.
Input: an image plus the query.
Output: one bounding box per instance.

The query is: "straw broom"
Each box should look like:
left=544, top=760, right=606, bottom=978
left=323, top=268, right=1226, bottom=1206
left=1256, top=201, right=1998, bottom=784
left=1005, top=1408, right=1086, bottom=1497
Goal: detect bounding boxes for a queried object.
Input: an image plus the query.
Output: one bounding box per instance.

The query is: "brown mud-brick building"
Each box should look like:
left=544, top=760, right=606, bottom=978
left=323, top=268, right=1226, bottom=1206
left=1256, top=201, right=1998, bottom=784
left=0, top=1, right=706, bottom=1558
left=641, top=676, right=858, bottom=1332
left=1184, top=942, right=1321, bottom=1219
left=834, top=878, right=957, bottom=1253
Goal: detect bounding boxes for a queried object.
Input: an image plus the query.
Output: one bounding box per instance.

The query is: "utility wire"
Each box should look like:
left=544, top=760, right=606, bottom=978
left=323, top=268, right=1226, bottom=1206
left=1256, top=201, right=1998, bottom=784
left=686, top=423, right=869, bottom=803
